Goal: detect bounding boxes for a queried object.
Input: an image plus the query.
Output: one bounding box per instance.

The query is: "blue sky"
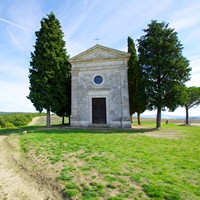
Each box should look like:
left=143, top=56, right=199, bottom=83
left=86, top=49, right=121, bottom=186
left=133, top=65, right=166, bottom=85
left=0, top=0, right=200, bottom=116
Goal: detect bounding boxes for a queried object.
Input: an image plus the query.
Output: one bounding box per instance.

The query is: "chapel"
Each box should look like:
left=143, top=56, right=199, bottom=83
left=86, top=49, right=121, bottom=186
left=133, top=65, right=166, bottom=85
left=70, top=44, right=131, bottom=128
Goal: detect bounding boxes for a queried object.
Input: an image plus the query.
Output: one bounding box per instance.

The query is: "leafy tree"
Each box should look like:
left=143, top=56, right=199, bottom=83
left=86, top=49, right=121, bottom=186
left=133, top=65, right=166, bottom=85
left=51, top=65, right=71, bottom=125
left=138, top=20, right=191, bottom=128
left=181, top=86, right=200, bottom=124
left=28, top=12, right=71, bottom=127
left=127, top=36, right=146, bottom=125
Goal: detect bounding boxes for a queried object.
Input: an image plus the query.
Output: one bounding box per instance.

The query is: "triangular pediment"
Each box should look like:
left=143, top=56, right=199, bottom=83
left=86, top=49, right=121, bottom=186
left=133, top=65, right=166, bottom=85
left=70, top=44, right=130, bottom=62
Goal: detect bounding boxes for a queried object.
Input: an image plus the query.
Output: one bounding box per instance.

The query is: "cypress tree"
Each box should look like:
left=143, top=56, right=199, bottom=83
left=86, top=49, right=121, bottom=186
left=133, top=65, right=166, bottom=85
left=127, top=36, right=146, bottom=125
left=51, top=64, right=71, bottom=125
left=28, top=12, right=71, bottom=127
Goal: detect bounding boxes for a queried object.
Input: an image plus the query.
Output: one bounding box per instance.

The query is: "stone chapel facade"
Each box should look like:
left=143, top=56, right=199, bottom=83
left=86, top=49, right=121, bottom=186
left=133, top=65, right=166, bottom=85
left=70, top=44, right=131, bottom=128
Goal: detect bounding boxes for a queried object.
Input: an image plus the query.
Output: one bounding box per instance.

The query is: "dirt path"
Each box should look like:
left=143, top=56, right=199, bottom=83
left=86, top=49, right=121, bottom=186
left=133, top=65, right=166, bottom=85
left=28, top=116, right=42, bottom=126
left=0, top=135, right=59, bottom=200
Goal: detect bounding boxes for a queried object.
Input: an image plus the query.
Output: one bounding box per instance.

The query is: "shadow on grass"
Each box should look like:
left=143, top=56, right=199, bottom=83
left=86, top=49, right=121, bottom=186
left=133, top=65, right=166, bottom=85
left=0, top=125, right=158, bottom=136
left=0, top=126, right=44, bottom=135
left=30, top=126, right=158, bottom=134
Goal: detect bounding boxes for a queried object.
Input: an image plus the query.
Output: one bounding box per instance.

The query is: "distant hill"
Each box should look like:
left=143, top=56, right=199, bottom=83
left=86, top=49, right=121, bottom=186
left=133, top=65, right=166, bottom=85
left=0, top=112, right=19, bottom=116
left=0, top=112, right=32, bottom=116
left=0, top=112, right=45, bottom=115
left=140, top=114, right=200, bottom=120
left=189, top=116, right=200, bottom=120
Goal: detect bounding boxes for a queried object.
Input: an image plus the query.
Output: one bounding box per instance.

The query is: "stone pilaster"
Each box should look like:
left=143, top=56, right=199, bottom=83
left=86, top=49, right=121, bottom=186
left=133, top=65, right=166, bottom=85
left=71, top=67, right=79, bottom=126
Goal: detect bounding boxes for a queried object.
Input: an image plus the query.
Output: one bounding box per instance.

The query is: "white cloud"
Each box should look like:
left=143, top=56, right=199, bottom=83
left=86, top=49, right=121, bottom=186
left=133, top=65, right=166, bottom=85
left=0, top=81, right=35, bottom=112
left=7, top=27, right=21, bottom=47
left=0, top=61, right=28, bottom=83
left=186, top=55, right=200, bottom=87
left=0, top=1, right=45, bottom=112
left=170, top=1, right=200, bottom=31
left=190, top=56, right=200, bottom=73
left=0, top=17, right=33, bottom=32
left=1, top=0, right=44, bottom=52
left=63, top=0, right=174, bottom=53
left=187, top=73, right=200, bottom=87
left=7, top=0, right=43, bottom=31
left=5, top=25, right=34, bottom=52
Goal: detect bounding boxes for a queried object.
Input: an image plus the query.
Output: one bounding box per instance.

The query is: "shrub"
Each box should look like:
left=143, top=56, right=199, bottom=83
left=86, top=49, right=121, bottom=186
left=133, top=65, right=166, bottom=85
left=0, top=112, right=45, bottom=128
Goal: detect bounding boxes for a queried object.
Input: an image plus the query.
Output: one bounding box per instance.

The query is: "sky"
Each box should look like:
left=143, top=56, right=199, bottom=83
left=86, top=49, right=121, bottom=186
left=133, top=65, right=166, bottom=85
left=0, top=0, right=199, bottom=117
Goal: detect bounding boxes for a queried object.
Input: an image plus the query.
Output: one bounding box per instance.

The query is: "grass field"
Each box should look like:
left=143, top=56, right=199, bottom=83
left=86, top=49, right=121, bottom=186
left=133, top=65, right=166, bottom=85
left=2, top=119, right=200, bottom=200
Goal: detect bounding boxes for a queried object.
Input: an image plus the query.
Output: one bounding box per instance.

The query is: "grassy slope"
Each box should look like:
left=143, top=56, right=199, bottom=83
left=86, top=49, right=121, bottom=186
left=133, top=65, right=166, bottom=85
left=5, top=121, right=200, bottom=200
left=28, top=114, right=69, bottom=126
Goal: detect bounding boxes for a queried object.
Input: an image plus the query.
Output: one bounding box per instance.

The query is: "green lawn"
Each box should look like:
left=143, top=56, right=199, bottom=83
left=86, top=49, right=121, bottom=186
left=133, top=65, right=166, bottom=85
left=6, top=122, right=200, bottom=199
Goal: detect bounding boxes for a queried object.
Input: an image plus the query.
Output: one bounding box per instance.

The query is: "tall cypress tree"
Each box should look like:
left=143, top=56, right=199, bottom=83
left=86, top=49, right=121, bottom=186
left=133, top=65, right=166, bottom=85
left=127, top=37, right=146, bottom=125
left=28, top=12, right=71, bottom=127
left=51, top=64, right=71, bottom=125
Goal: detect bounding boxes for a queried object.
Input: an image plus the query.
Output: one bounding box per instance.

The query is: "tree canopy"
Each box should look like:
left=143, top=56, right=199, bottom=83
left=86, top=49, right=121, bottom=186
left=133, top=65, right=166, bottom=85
left=127, top=36, right=146, bottom=124
left=181, top=86, right=200, bottom=124
left=51, top=66, right=71, bottom=125
left=138, top=20, right=191, bottom=128
left=27, top=12, right=71, bottom=127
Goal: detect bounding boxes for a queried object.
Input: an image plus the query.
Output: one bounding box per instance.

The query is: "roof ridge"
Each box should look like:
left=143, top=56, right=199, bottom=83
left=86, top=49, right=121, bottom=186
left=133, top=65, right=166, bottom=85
left=70, top=44, right=130, bottom=62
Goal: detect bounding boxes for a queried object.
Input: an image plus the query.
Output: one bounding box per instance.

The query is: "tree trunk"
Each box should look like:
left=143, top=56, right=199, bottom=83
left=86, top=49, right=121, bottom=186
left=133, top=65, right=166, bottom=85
left=46, top=107, right=51, bottom=128
left=137, top=112, right=141, bottom=125
left=68, top=115, right=71, bottom=125
left=62, top=115, right=65, bottom=126
left=130, top=115, right=133, bottom=123
left=156, top=107, right=161, bottom=128
left=185, top=105, right=189, bottom=125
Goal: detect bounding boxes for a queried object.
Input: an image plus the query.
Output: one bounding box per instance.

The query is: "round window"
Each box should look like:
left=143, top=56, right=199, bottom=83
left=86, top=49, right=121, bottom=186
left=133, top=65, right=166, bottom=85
left=94, top=75, right=103, bottom=84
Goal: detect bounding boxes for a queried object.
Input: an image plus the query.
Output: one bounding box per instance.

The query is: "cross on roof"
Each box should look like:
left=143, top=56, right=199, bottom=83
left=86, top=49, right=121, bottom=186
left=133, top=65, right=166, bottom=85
left=94, top=37, right=100, bottom=43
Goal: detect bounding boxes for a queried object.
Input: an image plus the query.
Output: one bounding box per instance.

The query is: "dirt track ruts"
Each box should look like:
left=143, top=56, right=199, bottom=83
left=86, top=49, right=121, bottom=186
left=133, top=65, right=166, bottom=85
left=0, top=135, right=58, bottom=200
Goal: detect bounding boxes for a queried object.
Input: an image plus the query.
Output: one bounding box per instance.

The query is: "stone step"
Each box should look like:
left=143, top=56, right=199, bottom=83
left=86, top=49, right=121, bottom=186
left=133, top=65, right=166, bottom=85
left=88, top=124, right=110, bottom=128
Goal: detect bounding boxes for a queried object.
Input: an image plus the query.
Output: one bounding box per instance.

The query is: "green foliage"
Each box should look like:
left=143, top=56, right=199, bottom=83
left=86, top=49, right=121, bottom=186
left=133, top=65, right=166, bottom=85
left=51, top=67, right=71, bottom=125
left=183, top=86, right=200, bottom=109
left=0, top=113, right=44, bottom=128
left=180, top=86, right=200, bottom=124
left=27, top=12, right=71, bottom=126
left=138, top=20, right=191, bottom=128
left=127, top=36, right=146, bottom=124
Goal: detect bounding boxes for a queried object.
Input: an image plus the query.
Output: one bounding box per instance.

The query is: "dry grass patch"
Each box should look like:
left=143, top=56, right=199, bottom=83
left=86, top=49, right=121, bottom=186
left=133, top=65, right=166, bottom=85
left=142, top=129, right=183, bottom=139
